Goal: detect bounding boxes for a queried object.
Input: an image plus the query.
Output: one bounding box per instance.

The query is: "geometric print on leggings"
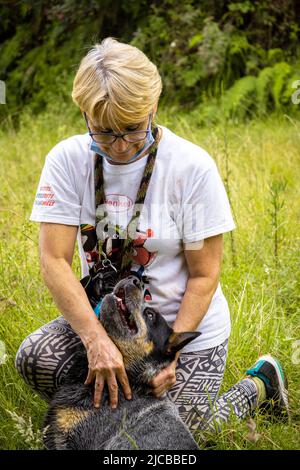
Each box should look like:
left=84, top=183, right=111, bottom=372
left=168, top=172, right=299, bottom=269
left=15, top=316, right=82, bottom=401
left=199, top=378, right=258, bottom=435
left=167, top=340, right=258, bottom=436
left=167, top=339, right=228, bottom=430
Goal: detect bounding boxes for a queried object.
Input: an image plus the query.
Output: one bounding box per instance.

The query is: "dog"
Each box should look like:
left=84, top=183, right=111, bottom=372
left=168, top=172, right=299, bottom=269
left=42, top=275, right=201, bottom=450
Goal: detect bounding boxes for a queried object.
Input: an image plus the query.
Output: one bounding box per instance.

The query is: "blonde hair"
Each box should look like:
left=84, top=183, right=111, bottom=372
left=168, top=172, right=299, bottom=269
left=72, top=37, right=162, bottom=132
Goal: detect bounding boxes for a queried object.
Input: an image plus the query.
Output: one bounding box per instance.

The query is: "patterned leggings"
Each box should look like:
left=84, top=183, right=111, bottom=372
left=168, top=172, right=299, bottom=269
left=15, top=316, right=258, bottom=436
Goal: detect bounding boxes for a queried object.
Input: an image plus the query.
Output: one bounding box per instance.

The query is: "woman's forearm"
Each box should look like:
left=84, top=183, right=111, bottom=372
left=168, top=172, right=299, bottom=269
left=172, top=276, right=219, bottom=333
left=149, top=276, right=219, bottom=394
left=40, top=257, right=109, bottom=347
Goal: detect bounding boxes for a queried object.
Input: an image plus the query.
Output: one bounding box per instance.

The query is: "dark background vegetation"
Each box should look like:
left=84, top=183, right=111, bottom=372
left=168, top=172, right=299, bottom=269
left=1, top=0, right=300, bottom=124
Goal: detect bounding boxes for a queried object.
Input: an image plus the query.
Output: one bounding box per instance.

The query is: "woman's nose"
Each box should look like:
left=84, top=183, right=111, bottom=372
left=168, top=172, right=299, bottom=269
left=112, top=137, right=129, bottom=152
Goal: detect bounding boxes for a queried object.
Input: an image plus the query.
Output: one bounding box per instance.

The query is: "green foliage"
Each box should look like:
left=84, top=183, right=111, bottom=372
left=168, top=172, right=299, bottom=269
left=0, top=26, right=30, bottom=75
left=191, top=61, right=300, bottom=124
left=131, top=8, right=253, bottom=106
left=130, top=0, right=300, bottom=110
left=257, top=61, right=298, bottom=113
left=256, top=67, right=275, bottom=114
left=221, top=75, right=257, bottom=120
left=272, top=62, right=292, bottom=109
left=267, top=178, right=287, bottom=268
left=0, top=0, right=149, bottom=122
left=0, top=0, right=300, bottom=124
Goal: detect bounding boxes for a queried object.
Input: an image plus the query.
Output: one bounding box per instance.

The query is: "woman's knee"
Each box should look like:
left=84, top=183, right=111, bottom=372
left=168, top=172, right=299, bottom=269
left=15, top=329, right=43, bottom=383
left=15, top=330, right=53, bottom=401
left=15, top=316, right=82, bottom=392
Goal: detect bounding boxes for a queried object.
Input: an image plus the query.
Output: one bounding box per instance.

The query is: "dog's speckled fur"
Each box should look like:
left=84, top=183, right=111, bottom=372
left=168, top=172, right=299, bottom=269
left=43, top=276, right=200, bottom=450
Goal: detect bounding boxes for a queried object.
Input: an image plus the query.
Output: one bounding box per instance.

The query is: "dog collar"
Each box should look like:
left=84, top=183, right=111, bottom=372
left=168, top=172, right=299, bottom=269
left=93, top=300, right=102, bottom=319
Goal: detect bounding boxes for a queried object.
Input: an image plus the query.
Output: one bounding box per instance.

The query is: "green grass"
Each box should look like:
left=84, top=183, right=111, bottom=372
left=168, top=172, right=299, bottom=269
left=0, top=102, right=299, bottom=449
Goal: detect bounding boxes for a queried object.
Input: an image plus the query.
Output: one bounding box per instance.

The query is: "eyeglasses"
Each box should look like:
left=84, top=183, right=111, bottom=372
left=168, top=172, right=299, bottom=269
left=84, top=112, right=152, bottom=145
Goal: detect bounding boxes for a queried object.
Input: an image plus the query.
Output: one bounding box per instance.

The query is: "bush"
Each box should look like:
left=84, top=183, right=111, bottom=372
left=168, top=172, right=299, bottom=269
left=0, top=0, right=299, bottom=124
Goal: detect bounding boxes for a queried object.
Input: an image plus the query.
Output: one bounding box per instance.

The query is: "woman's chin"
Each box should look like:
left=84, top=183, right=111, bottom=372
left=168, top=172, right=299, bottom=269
left=106, top=150, right=146, bottom=164
left=109, top=154, right=132, bottom=164
left=112, top=152, right=131, bottom=159
left=101, top=144, right=144, bottom=163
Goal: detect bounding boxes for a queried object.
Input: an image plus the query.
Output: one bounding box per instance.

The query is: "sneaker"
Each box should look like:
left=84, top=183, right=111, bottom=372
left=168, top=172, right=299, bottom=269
left=246, top=354, right=290, bottom=420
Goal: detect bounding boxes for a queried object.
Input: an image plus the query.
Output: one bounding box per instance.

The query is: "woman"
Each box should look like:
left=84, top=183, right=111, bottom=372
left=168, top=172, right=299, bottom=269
left=15, top=37, right=288, bottom=436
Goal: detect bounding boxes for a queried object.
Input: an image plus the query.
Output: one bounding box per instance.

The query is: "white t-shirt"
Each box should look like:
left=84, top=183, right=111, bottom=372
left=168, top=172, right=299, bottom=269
left=30, top=126, right=236, bottom=352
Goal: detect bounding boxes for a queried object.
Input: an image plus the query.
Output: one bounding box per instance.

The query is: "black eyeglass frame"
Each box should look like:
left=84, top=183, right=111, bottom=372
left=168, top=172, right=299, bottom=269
left=84, top=112, right=152, bottom=145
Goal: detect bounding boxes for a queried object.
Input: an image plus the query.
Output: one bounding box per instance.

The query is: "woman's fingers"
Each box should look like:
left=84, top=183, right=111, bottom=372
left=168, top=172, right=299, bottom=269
left=151, top=369, right=175, bottom=388
left=91, top=368, right=132, bottom=409
left=93, top=375, right=105, bottom=408
left=150, top=370, right=176, bottom=397
left=84, top=368, right=94, bottom=385
left=150, top=371, right=165, bottom=388
left=153, top=383, right=172, bottom=397
left=107, top=373, right=119, bottom=409
left=84, top=338, right=133, bottom=409
left=117, top=369, right=132, bottom=401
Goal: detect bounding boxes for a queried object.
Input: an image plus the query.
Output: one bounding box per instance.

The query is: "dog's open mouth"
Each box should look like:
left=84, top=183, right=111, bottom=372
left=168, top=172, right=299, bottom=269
left=113, top=288, right=138, bottom=335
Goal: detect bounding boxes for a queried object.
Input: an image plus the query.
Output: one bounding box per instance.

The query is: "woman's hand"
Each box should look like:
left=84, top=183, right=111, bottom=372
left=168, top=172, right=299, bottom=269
left=149, top=354, right=179, bottom=397
left=84, top=334, right=132, bottom=409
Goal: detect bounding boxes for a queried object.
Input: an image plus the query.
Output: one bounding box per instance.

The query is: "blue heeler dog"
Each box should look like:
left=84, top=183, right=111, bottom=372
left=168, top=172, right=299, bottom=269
left=42, top=275, right=201, bottom=450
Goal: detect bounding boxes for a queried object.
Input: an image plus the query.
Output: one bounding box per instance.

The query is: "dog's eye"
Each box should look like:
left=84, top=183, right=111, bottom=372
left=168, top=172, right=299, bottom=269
left=144, top=308, right=155, bottom=321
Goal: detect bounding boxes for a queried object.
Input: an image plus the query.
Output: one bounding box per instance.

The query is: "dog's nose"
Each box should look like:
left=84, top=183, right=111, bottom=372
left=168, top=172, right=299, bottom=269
left=127, top=275, right=142, bottom=289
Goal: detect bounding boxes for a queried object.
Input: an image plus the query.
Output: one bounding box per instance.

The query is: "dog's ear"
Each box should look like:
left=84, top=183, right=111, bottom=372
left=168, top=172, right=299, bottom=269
left=166, top=331, right=201, bottom=354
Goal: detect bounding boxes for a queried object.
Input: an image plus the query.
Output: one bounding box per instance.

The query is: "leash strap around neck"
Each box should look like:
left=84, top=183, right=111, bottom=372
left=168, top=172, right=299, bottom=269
left=94, top=125, right=159, bottom=279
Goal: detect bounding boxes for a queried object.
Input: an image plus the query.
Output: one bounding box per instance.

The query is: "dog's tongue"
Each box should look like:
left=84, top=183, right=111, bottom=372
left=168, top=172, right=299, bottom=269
left=115, top=295, right=138, bottom=334
left=116, top=297, right=126, bottom=312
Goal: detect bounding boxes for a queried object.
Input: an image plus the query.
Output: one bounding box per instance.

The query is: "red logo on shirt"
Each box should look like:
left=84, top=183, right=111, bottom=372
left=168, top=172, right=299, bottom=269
left=104, top=194, right=133, bottom=212
left=34, top=184, right=56, bottom=206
